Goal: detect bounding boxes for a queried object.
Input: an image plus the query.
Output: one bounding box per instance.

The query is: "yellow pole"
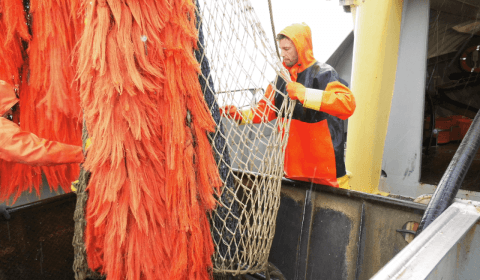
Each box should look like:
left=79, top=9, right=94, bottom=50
left=346, top=0, right=404, bottom=194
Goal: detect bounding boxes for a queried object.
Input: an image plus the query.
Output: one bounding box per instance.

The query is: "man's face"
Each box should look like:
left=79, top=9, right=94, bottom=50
left=279, top=38, right=298, bottom=67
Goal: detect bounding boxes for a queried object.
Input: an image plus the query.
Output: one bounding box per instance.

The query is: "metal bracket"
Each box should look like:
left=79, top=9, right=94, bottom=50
left=396, top=229, right=416, bottom=235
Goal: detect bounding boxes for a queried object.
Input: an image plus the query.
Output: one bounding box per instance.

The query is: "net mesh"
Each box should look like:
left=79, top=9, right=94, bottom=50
left=196, top=0, right=294, bottom=275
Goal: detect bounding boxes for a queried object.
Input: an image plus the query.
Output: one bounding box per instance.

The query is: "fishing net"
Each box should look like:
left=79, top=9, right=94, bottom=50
left=70, top=0, right=293, bottom=278
left=195, top=0, right=295, bottom=275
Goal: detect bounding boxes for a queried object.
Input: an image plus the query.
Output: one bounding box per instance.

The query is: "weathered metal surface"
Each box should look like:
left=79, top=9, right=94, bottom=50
left=0, top=174, right=432, bottom=280
left=357, top=198, right=423, bottom=279
left=355, top=202, right=366, bottom=279
left=371, top=200, right=480, bottom=280
left=268, top=187, right=305, bottom=280
left=0, top=193, right=76, bottom=279
left=306, top=207, right=352, bottom=279
left=269, top=178, right=426, bottom=280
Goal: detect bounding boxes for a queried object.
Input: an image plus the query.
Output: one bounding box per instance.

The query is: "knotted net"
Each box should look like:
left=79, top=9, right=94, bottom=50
left=72, top=0, right=294, bottom=278
left=196, top=0, right=294, bottom=275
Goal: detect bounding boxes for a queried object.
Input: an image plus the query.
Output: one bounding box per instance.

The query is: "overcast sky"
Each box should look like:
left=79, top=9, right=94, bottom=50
left=249, top=0, right=353, bottom=62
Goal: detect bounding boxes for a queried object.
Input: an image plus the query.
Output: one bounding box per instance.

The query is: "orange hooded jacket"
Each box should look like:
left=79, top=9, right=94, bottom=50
left=241, top=23, right=356, bottom=188
left=0, top=81, right=84, bottom=166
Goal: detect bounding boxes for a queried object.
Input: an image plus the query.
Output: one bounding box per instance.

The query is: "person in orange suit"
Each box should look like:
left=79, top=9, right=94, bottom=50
left=0, top=80, right=84, bottom=166
left=221, top=23, right=356, bottom=189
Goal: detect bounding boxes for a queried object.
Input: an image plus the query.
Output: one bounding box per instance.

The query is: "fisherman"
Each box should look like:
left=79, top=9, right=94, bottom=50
left=0, top=80, right=84, bottom=166
left=221, top=23, right=356, bottom=188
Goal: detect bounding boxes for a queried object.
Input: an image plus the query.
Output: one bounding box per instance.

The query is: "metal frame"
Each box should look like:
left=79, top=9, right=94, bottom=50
left=371, top=200, right=480, bottom=280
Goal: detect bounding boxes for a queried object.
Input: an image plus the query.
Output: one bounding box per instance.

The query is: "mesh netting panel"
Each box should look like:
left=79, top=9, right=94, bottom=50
left=196, top=0, right=294, bottom=275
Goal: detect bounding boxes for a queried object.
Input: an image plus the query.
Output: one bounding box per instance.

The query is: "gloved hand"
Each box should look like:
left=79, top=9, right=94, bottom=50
left=286, top=82, right=306, bottom=104
left=85, top=138, right=92, bottom=151
left=71, top=180, right=79, bottom=193
left=220, top=105, right=243, bottom=121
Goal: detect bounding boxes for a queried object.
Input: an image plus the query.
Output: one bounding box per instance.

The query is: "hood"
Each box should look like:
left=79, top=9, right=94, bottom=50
left=279, top=23, right=316, bottom=81
left=0, top=81, right=19, bottom=115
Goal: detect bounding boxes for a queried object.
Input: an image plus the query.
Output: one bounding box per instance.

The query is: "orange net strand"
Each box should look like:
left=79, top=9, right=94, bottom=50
left=2, top=0, right=84, bottom=203
left=78, top=0, right=221, bottom=279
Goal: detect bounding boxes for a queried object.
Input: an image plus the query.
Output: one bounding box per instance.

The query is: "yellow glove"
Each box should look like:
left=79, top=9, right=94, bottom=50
left=286, top=82, right=306, bottom=103
left=71, top=180, right=79, bottom=193
left=85, top=138, right=92, bottom=151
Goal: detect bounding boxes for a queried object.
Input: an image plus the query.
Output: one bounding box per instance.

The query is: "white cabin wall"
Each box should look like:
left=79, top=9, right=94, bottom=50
left=381, top=0, right=430, bottom=198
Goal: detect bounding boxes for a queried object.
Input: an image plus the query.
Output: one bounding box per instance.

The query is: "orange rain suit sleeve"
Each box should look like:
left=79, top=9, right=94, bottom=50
left=318, top=81, right=355, bottom=120
left=0, top=118, right=84, bottom=166
left=302, top=81, right=355, bottom=120
left=239, top=84, right=278, bottom=124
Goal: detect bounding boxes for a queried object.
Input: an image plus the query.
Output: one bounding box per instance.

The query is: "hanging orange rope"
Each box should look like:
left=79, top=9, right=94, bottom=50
left=0, top=0, right=32, bottom=202
left=0, top=0, right=84, bottom=202
left=0, top=0, right=29, bottom=82
left=77, top=0, right=221, bottom=279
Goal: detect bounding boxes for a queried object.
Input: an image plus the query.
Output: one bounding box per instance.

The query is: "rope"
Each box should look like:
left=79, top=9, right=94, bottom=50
left=268, top=0, right=281, bottom=59
left=72, top=120, right=104, bottom=280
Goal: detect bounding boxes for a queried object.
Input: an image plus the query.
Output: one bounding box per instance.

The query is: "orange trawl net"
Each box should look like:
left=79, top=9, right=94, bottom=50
left=76, top=0, right=222, bottom=279
left=0, top=0, right=29, bottom=83
left=0, top=0, right=83, bottom=203
left=0, top=0, right=30, bottom=201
